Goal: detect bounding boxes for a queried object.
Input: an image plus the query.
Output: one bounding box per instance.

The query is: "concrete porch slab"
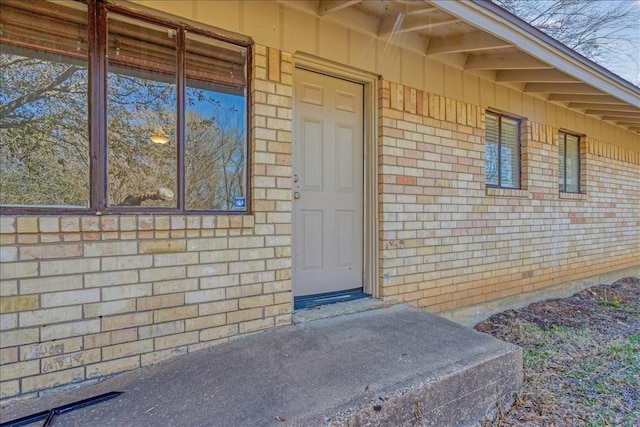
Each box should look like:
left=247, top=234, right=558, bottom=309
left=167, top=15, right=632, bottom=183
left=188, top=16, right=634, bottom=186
left=0, top=304, right=522, bottom=427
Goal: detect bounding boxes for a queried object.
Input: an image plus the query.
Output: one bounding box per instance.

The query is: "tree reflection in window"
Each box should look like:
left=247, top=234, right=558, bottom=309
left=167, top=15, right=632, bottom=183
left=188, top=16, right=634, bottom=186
left=0, top=0, right=90, bottom=207
left=0, top=0, right=249, bottom=213
left=185, top=33, right=246, bottom=211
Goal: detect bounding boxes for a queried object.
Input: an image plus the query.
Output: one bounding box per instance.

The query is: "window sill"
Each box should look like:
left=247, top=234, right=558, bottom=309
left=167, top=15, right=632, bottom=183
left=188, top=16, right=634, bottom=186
left=0, top=213, right=256, bottom=235
left=485, top=187, right=530, bottom=198
left=559, top=192, right=586, bottom=200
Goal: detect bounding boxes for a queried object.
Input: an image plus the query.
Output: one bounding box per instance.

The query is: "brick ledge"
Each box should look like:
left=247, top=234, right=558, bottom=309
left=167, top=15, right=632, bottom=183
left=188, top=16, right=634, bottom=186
left=485, top=187, right=530, bottom=198
left=0, top=214, right=257, bottom=235
left=559, top=192, right=587, bottom=200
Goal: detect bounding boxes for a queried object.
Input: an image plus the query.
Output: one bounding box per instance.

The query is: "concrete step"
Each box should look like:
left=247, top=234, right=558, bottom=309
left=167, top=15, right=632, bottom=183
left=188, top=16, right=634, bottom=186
left=0, top=304, right=522, bottom=427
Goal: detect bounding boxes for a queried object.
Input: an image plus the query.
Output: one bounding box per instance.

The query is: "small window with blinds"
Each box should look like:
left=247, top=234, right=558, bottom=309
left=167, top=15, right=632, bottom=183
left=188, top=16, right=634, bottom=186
left=559, top=132, right=581, bottom=193
left=485, top=111, right=521, bottom=189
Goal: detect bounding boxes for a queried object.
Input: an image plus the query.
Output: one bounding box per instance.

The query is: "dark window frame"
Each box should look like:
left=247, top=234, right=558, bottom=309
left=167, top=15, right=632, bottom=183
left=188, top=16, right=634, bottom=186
left=485, top=111, right=522, bottom=189
left=558, top=131, right=581, bottom=194
left=0, top=0, right=252, bottom=216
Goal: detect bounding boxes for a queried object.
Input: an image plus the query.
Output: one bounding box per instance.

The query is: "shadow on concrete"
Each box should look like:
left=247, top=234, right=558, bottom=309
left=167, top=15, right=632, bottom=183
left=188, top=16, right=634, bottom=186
left=0, top=304, right=521, bottom=427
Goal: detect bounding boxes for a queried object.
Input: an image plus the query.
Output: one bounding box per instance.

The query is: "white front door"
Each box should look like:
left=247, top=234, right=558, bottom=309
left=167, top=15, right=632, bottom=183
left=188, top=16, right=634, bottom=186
left=292, top=68, right=364, bottom=297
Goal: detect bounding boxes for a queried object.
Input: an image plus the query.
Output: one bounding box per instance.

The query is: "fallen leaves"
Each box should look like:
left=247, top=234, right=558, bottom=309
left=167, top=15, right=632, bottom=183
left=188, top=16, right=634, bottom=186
left=477, top=277, right=640, bottom=426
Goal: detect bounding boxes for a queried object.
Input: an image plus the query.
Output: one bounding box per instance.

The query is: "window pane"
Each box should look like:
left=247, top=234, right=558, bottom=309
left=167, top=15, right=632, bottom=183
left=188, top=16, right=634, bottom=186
left=185, top=34, right=247, bottom=211
left=565, top=134, right=580, bottom=193
left=107, top=14, right=177, bottom=207
left=0, top=0, right=89, bottom=207
left=558, top=133, right=566, bottom=192
left=485, top=113, right=499, bottom=186
left=500, top=117, right=519, bottom=188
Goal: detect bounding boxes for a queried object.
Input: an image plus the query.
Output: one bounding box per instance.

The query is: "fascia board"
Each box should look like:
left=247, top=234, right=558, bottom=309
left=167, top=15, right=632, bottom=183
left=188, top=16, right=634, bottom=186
left=431, top=0, right=640, bottom=107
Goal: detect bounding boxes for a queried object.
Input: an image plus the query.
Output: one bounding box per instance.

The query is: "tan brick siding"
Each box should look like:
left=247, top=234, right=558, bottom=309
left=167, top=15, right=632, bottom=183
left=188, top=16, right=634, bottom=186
left=378, top=80, right=639, bottom=312
left=1, top=53, right=639, bottom=401
left=0, top=45, right=293, bottom=400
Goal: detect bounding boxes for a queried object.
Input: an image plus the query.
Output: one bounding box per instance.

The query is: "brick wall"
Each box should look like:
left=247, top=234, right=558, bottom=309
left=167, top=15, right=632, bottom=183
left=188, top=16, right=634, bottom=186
left=0, top=45, right=293, bottom=400
left=378, top=80, right=640, bottom=312
left=2, top=58, right=639, bottom=401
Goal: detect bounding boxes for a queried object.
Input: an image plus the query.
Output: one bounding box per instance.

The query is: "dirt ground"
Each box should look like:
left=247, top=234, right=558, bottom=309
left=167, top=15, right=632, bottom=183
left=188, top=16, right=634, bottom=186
left=475, top=276, right=640, bottom=426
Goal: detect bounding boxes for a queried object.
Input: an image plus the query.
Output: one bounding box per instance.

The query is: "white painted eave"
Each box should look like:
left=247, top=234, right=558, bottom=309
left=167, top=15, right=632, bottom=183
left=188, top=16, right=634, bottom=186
left=432, top=0, right=640, bottom=107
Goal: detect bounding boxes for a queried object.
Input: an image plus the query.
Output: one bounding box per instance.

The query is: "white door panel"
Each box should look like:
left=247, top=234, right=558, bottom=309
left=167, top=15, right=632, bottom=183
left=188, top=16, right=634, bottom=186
left=293, top=68, right=364, bottom=297
left=301, top=118, right=323, bottom=190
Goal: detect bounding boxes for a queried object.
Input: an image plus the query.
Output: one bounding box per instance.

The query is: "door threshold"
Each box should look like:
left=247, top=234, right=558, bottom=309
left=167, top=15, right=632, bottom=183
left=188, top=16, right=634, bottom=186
left=292, top=295, right=383, bottom=323
left=294, top=288, right=368, bottom=310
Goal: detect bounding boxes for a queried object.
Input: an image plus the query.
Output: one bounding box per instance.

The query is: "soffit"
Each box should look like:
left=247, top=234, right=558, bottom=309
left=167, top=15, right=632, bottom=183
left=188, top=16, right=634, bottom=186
left=285, top=0, right=640, bottom=136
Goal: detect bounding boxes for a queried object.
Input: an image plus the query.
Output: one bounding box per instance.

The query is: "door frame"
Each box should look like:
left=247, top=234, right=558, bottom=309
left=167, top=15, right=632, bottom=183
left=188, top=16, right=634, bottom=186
left=292, top=52, right=379, bottom=300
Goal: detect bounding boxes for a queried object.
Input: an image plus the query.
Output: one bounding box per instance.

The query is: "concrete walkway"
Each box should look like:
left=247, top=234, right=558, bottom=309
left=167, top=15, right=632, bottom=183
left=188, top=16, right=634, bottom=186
left=0, top=304, right=521, bottom=427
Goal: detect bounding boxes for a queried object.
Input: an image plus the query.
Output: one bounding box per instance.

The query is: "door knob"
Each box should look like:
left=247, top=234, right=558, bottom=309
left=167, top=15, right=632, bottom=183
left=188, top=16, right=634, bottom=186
left=294, top=192, right=301, bottom=199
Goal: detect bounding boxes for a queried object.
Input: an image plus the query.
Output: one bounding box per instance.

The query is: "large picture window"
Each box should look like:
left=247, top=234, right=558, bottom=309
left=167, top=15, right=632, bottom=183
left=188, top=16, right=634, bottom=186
left=558, top=131, right=581, bottom=193
left=0, top=0, right=250, bottom=213
left=485, top=111, right=520, bottom=189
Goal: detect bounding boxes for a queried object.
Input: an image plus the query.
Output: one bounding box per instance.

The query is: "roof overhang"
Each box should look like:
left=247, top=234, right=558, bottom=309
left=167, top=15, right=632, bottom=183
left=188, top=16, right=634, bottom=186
left=282, top=0, right=640, bottom=137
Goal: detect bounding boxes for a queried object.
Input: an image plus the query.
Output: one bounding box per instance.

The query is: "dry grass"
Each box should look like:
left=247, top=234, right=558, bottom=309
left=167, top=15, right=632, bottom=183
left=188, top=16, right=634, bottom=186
left=476, top=277, right=640, bottom=426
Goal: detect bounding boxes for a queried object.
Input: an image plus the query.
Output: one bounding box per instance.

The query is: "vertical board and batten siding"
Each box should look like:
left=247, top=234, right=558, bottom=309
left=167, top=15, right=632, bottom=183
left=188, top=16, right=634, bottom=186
left=1, top=0, right=638, bottom=400
left=150, top=0, right=639, bottom=150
